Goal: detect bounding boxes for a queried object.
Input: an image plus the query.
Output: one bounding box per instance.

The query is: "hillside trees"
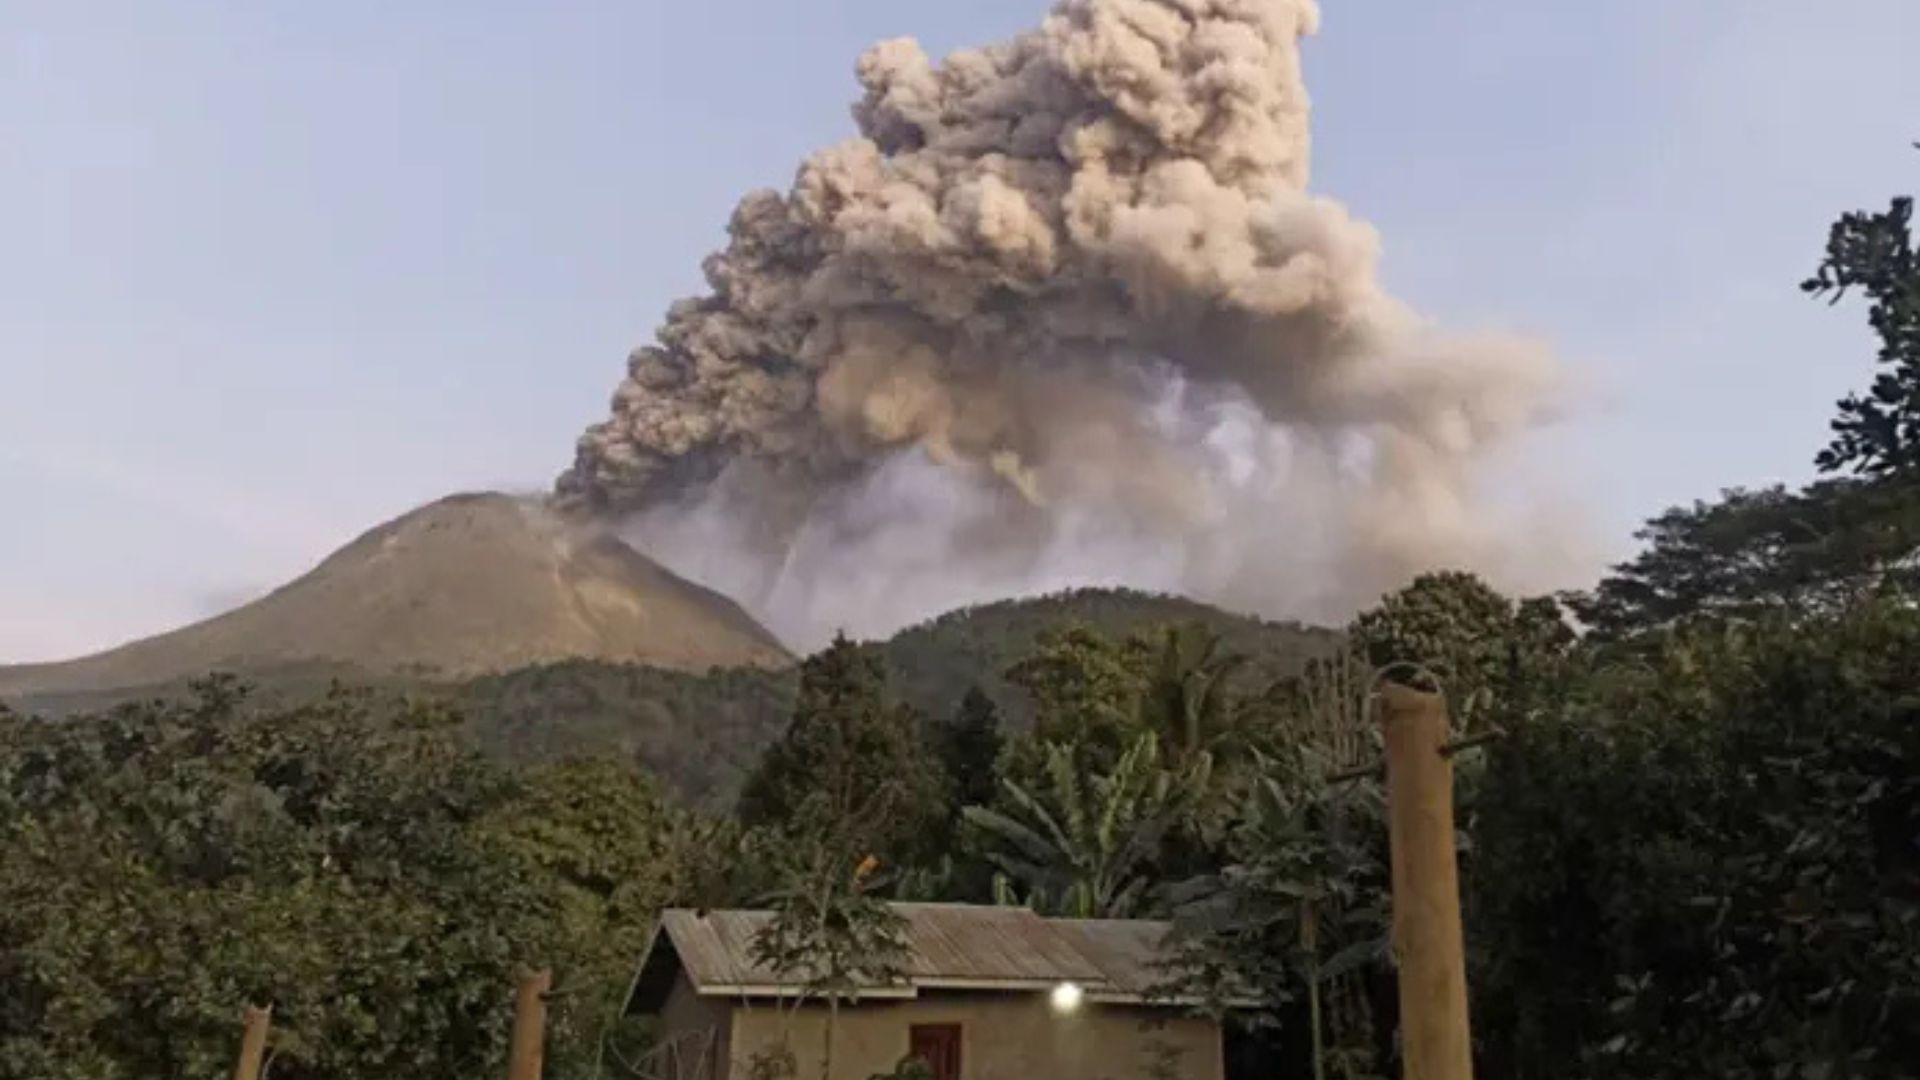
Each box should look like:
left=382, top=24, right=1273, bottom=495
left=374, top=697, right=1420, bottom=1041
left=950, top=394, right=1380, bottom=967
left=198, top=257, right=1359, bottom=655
left=737, top=634, right=944, bottom=871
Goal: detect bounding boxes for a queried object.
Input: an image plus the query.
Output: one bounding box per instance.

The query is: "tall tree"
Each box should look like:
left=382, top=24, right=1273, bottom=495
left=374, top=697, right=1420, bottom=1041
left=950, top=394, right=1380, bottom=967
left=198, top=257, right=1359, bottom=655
left=739, top=642, right=926, bottom=1080
left=931, top=687, right=1004, bottom=813
left=1003, top=623, right=1150, bottom=772
left=738, top=635, right=943, bottom=869
left=1572, top=165, right=1920, bottom=639
left=1566, top=480, right=1920, bottom=638
left=1805, top=182, right=1920, bottom=477
left=1349, top=572, right=1567, bottom=727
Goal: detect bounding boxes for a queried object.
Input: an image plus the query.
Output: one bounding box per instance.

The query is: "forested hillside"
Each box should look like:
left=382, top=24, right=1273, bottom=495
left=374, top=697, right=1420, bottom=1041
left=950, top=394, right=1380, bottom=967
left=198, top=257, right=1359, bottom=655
left=874, top=589, right=1339, bottom=727
left=443, top=588, right=1337, bottom=802
left=6, top=588, right=1334, bottom=807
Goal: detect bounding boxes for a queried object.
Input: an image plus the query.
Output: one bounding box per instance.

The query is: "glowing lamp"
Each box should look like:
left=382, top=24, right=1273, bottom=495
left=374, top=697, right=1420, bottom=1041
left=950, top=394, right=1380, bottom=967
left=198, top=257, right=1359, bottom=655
left=1049, top=981, right=1085, bottom=1014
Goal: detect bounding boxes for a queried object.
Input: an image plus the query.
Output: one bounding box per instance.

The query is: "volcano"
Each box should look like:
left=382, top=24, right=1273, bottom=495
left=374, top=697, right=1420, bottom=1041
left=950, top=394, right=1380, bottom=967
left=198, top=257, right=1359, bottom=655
left=0, top=492, right=790, bottom=702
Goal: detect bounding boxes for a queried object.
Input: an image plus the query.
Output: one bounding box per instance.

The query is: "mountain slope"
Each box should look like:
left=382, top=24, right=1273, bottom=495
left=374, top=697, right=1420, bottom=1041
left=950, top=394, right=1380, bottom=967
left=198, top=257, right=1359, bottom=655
left=447, top=588, right=1342, bottom=801
left=875, top=588, right=1342, bottom=725
left=0, top=492, right=790, bottom=701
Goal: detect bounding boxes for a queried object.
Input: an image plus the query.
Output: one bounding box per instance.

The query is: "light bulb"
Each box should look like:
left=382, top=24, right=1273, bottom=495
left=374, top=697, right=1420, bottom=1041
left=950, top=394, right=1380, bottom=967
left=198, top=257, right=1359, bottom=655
left=1050, top=981, right=1085, bottom=1014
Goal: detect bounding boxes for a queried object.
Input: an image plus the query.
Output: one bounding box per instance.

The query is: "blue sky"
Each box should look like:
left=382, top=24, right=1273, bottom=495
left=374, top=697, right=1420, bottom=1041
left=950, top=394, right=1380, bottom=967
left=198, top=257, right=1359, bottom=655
left=2, top=0, right=1916, bottom=661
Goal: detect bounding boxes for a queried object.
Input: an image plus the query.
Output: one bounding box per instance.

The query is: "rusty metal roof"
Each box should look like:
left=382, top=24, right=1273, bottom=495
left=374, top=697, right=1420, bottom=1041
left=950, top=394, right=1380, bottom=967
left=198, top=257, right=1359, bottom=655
left=1048, top=918, right=1175, bottom=1000
left=629, top=903, right=1185, bottom=1010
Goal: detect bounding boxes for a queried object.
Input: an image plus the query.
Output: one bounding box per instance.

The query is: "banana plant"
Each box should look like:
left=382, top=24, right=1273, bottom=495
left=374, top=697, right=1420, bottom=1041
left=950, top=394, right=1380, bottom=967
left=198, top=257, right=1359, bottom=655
left=964, top=734, right=1210, bottom=918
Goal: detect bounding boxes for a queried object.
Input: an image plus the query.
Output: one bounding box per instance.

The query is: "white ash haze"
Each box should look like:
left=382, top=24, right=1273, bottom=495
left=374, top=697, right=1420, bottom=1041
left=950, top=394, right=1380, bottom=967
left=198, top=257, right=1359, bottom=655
left=559, top=0, right=1577, bottom=647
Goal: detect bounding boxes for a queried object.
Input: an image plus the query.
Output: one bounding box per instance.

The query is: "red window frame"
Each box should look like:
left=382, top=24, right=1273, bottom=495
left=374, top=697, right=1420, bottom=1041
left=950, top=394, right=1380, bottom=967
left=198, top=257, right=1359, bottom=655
left=908, top=1023, right=962, bottom=1080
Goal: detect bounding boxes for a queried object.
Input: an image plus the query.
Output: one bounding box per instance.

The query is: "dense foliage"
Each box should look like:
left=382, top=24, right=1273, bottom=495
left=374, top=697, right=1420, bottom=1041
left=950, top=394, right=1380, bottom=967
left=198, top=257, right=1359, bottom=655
left=0, top=680, right=683, bottom=1079
left=873, top=589, right=1339, bottom=729
left=456, top=660, right=798, bottom=808
left=1471, top=606, right=1920, bottom=1078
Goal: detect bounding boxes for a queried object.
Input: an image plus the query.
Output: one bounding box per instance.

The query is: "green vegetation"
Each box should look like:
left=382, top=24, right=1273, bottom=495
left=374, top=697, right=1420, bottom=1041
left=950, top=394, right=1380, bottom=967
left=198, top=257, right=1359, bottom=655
left=877, top=589, right=1339, bottom=729
left=3, top=163, right=1917, bottom=1079
left=742, top=640, right=924, bottom=1080
left=0, top=679, right=680, bottom=1080
left=454, top=659, right=798, bottom=808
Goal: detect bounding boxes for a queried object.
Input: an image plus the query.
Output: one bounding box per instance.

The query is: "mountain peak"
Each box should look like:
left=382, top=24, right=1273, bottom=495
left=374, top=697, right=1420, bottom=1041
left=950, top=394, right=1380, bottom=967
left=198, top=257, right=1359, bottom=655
left=0, top=492, right=790, bottom=700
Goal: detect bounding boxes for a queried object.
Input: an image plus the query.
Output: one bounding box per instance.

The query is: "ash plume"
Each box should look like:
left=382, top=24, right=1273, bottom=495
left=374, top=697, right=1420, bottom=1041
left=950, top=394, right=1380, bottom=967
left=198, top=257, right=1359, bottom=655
left=559, top=0, right=1572, bottom=645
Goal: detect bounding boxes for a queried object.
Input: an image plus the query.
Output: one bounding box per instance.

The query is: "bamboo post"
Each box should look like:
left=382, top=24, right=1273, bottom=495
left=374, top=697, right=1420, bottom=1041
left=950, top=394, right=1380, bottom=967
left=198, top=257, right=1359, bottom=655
left=507, top=969, right=552, bottom=1080
left=231, top=1004, right=272, bottom=1080
left=1379, top=683, right=1474, bottom=1080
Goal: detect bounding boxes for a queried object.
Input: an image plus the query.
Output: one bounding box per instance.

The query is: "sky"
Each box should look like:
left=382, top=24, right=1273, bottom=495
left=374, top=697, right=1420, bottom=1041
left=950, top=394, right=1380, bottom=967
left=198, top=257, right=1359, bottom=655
left=2, top=0, right=1916, bottom=663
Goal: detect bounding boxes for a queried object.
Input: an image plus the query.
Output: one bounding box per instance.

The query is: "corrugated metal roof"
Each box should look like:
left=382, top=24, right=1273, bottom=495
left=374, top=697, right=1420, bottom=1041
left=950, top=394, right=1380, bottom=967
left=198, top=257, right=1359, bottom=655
left=1049, top=919, right=1175, bottom=999
left=637, top=903, right=1182, bottom=1005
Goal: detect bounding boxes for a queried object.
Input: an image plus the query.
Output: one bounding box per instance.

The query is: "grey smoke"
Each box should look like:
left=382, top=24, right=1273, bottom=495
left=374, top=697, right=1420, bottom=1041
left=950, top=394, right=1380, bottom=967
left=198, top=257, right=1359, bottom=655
left=561, top=0, right=1575, bottom=645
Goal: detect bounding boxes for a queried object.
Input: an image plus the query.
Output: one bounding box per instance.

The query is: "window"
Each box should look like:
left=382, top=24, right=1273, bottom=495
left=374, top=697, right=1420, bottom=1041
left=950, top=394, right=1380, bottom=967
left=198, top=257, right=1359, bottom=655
left=908, top=1023, right=962, bottom=1080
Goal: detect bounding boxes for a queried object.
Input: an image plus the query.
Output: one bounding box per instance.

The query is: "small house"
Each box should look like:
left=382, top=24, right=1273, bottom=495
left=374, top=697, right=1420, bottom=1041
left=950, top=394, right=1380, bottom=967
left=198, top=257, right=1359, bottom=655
left=625, top=902, right=1225, bottom=1080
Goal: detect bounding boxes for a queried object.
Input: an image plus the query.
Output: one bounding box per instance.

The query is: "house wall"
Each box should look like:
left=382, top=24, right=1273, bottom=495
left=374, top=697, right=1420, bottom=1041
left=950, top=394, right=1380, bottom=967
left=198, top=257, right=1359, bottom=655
left=655, top=972, right=732, bottom=1080
left=724, top=990, right=1223, bottom=1080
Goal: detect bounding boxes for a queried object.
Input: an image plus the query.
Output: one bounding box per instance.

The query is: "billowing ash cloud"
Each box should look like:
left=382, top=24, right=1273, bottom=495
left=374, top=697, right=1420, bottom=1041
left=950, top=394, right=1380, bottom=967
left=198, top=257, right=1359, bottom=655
left=559, top=0, right=1575, bottom=646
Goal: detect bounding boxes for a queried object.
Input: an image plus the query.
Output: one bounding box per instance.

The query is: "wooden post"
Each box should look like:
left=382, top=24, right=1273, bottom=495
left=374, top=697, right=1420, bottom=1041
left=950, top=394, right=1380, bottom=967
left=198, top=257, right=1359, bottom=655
left=507, top=969, right=551, bottom=1080
left=1379, top=683, right=1474, bottom=1080
left=231, top=1004, right=272, bottom=1080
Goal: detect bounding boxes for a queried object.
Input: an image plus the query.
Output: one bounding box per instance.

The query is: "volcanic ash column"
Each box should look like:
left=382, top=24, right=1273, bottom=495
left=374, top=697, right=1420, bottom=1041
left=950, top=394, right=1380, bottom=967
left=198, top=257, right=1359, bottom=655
left=557, top=0, right=1567, bottom=645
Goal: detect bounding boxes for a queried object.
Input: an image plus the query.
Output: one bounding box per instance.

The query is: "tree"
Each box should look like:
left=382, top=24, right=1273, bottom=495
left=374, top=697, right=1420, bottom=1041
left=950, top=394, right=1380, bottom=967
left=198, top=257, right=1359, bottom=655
left=0, top=680, right=561, bottom=1080
left=1003, top=623, right=1151, bottom=772
left=1135, top=624, right=1252, bottom=765
left=931, top=687, right=1004, bottom=814
left=739, top=641, right=928, bottom=1080
left=1162, top=763, right=1392, bottom=1080
left=1571, top=167, right=1920, bottom=641
left=1468, top=601, right=1920, bottom=1079
left=751, top=841, right=911, bottom=1080
left=1566, top=480, right=1920, bottom=639
left=1805, top=182, right=1920, bottom=477
left=738, top=635, right=943, bottom=868
left=963, top=735, right=1207, bottom=918
left=1349, top=572, right=1568, bottom=727
left=472, top=758, right=678, bottom=1079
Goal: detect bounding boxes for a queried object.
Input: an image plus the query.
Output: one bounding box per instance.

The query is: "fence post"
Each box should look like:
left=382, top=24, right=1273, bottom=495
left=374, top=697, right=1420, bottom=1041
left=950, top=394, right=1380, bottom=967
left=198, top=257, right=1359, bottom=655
left=231, top=1004, right=272, bottom=1080
left=507, top=969, right=552, bottom=1080
left=1379, top=683, right=1474, bottom=1080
